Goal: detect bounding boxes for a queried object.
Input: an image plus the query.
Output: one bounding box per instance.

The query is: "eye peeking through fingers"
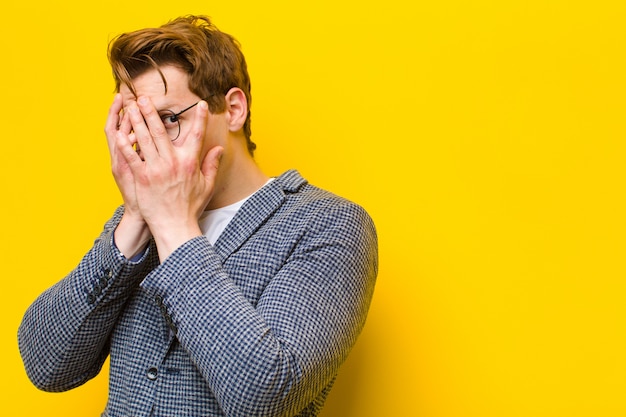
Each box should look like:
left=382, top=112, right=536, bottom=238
left=159, top=110, right=182, bottom=141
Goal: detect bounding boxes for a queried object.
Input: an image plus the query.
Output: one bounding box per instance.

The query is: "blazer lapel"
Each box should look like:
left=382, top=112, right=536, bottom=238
left=213, top=170, right=307, bottom=261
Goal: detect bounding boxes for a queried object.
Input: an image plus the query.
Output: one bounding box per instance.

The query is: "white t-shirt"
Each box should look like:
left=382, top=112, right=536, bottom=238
left=199, top=178, right=274, bottom=245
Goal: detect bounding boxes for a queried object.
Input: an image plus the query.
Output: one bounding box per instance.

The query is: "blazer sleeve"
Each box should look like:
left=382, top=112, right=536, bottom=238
left=18, top=207, right=156, bottom=392
left=139, top=201, right=378, bottom=417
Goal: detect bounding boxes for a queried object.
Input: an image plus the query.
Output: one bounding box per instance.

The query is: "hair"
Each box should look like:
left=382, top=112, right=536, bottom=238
left=108, top=15, right=256, bottom=155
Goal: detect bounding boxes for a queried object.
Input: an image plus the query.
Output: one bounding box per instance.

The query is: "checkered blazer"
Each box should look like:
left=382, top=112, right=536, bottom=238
left=19, top=170, right=378, bottom=417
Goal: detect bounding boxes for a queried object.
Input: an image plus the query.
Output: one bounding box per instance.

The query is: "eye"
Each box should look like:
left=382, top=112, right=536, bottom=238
left=160, top=112, right=179, bottom=129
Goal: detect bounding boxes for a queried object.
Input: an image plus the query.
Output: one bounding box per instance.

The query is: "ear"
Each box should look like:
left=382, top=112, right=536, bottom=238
left=224, top=87, right=248, bottom=133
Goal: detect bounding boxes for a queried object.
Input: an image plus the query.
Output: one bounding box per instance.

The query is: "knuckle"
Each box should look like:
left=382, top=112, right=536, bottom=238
left=182, top=157, right=198, bottom=174
left=140, top=103, right=153, bottom=114
left=191, top=125, right=204, bottom=139
left=151, top=124, right=167, bottom=137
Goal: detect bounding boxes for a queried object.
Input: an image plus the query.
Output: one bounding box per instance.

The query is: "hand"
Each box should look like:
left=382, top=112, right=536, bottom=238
left=118, top=96, right=223, bottom=261
left=105, top=94, right=142, bottom=219
left=105, top=94, right=151, bottom=258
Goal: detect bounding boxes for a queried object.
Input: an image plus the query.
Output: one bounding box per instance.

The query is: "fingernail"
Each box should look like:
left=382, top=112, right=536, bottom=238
left=138, top=96, right=149, bottom=106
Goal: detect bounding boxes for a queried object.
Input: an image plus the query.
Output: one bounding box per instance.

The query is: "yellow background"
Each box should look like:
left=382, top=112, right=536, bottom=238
left=2, top=1, right=626, bottom=416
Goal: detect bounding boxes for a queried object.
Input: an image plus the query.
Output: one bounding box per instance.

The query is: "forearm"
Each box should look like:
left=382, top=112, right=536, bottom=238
left=142, top=239, right=305, bottom=416
left=150, top=220, right=203, bottom=262
left=140, top=221, right=377, bottom=417
left=114, top=211, right=152, bottom=259
left=18, top=209, right=155, bottom=392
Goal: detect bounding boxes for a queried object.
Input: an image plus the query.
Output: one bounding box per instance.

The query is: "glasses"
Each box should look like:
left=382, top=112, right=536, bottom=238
left=159, top=96, right=213, bottom=141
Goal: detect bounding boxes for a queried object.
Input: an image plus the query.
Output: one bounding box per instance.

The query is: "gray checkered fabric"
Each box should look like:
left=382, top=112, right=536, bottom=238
left=18, top=170, right=378, bottom=417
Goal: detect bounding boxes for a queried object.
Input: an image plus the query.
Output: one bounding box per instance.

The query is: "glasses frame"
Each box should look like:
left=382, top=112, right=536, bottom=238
left=160, top=95, right=214, bottom=141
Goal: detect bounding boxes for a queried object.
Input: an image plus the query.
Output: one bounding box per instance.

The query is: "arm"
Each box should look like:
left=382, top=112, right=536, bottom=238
left=18, top=95, right=157, bottom=391
left=17, top=207, right=156, bottom=391
left=140, top=202, right=378, bottom=417
left=107, top=93, right=153, bottom=259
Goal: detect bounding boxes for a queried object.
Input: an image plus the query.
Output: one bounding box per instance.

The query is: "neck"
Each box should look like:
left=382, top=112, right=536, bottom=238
left=206, top=144, right=268, bottom=210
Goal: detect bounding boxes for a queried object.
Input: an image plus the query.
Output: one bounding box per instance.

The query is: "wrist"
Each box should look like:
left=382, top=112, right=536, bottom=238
left=150, top=221, right=203, bottom=262
left=114, top=213, right=151, bottom=259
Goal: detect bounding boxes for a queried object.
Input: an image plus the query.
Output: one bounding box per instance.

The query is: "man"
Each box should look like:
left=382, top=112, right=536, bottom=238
left=18, top=15, right=377, bottom=417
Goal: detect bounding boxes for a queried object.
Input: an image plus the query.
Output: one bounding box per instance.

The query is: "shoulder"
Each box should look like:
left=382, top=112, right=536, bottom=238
left=272, top=170, right=376, bottom=234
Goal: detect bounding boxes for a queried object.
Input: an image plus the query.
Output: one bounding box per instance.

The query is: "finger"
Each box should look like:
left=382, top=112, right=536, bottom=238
left=111, top=122, right=134, bottom=165
left=201, top=146, right=224, bottom=184
left=110, top=113, right=132, bottom=165
left=177, top=101, right=209, bottom=164
left=105, top=94, right=124, bottom=148
left=117, top=111, right=132, bottom=138
left=127, top=103, right=159, bottom=162
left=183, top=100, right=209, bottom=157
left=116, top=129, right=144, bottom=174
left=137, top=96, right=173, bottom=156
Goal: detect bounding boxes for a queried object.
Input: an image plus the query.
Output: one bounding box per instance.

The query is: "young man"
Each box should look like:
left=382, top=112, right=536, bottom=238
left=18, top=15, right=378, bottom=417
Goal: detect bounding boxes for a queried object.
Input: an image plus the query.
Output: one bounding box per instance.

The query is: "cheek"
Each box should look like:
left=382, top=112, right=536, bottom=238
left=200, top=130, right=219, bottom=158
left=176, top=115, right=226, bottom=156
left=204, top=116, right=227, bottom=147
left=196, top=125, right=218, bottom=160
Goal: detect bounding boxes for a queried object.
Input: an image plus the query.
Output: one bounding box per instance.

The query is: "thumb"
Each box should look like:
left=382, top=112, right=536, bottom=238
left=201, top=146, right=224, bottom=182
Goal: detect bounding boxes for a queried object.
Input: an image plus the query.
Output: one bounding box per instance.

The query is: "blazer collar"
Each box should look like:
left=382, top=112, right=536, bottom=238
left=213, top=170, right=308, bottom=260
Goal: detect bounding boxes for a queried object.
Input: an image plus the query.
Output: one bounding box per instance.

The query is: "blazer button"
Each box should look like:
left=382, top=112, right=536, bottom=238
left=147, top=367, right=158, bottom=380
left=87, top=293, right=96, bottom=304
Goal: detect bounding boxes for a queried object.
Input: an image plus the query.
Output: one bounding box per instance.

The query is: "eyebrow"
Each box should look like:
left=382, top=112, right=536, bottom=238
left=151, top=100, right=180, bottom=114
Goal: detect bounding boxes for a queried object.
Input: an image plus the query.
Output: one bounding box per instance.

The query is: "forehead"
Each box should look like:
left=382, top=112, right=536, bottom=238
left=119, top=65, right=193, bottom=106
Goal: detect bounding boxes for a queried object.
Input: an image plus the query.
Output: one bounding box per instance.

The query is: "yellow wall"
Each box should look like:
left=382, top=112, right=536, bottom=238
left=3, top=1, right=626, bottom=416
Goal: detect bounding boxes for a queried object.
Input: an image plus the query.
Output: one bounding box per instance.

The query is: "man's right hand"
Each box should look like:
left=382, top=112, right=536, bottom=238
left=104, top=94, right=151, bottom=258
left=105, top=94, right=141, bottom=217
